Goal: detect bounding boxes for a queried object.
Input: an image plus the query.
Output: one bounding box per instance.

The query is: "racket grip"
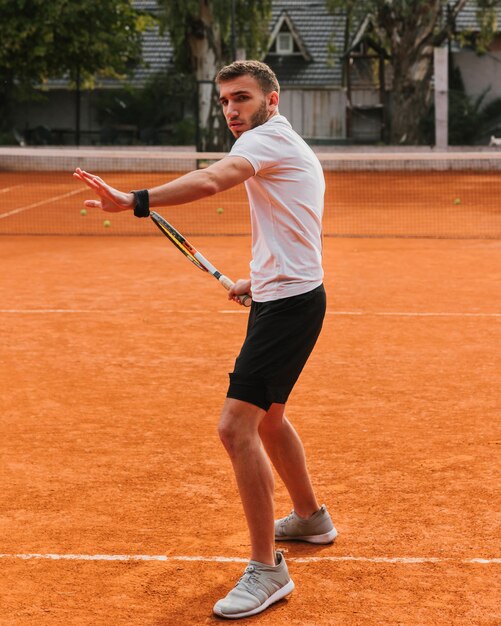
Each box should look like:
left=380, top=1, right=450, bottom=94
left=219, top=275, right=252, bottom=307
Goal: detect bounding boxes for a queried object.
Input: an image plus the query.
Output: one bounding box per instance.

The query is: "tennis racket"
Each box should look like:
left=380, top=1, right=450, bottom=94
left=150, top=211, right=251, bottom=307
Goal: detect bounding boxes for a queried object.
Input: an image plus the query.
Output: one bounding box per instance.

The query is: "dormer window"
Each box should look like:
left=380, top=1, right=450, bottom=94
left=277, top=32, right=294, bottom=54
left=266, top=10, right=311, bottom=60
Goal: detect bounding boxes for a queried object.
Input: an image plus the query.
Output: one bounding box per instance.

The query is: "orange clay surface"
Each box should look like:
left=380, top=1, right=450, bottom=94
left=1, top=235, right=500, bottom=625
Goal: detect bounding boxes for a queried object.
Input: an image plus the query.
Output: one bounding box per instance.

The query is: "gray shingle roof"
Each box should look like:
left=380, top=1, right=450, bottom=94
left=46, top=1, right=501, bottom=90
left=126, top=22, right=173, bottom=87
left=45, top=0, right=173, bottom=89
left=133, top=0, right=159, bottom=10
left=264, top=1, right=345, bottom=87
left=98, top=0, right=173, bottom=88
left=127, top=0, right=346, bottom=88
left=455, top=0, right=501, bottom=30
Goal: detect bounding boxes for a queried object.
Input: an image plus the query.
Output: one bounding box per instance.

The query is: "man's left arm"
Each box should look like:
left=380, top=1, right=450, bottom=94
left=148, top=155, right=254, bottom=208
left=74, top=156, right=254, bottom=213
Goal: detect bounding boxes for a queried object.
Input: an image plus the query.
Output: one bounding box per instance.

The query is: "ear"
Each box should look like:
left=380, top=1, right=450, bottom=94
left=268, top=91, right=279, bottom=110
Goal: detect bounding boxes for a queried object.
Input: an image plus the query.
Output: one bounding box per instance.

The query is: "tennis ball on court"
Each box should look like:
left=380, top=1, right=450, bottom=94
left=103, top=219, right=111, bottom=228
left=216, top=207, right=224, bottom=214
left=453, top=197, right=461, bottom=205
left=80, top=208, right=87, bottom=216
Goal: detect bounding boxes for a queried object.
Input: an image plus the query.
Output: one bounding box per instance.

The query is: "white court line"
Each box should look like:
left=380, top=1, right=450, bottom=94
left=329, top=311, right=501, bottom=318
left=0, top=188, right=83, bottom=219
left=0, top=185, right=22, bottom=194
left=0, top=553, right=499, bottom=565
left=1, top=309, right=500, bottom=318
left=0, top=309, right=102, bottom=314
left=0, top=309, right=206, bottom=315
left=220, top=310, right=501, bottom=318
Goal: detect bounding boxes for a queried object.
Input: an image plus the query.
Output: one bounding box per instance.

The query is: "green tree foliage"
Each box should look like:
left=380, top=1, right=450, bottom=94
left=157, top=0, right=272, bottom=150
left=0, top=0, right=146, bottom=130
left=326, top=0, right=501, bottom=144
left=161, top=0, right=272, bottom=72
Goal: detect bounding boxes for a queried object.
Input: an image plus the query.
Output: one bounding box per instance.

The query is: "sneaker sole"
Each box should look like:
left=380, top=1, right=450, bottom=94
left=275, top=527, right=338, bottom=544
left=213, top=579, right=295, bottom=619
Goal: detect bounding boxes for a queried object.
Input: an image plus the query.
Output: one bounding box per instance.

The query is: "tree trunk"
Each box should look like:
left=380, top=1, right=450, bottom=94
left=189, top=0, right=227, bottom=151
left=390, top=44, right=435, bottom=144
left=380, top=0, right=469, bottom=144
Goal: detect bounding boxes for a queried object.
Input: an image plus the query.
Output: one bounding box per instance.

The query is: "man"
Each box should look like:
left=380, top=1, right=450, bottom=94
left=74, top=60, right=336, bottom=620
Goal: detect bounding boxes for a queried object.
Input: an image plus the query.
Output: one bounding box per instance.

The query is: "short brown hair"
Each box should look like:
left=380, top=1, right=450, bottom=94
left=216, top=60, right=280, bottom=94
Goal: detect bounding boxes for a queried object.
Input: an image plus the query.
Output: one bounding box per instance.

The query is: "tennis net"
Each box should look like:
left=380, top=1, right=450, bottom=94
left=1, top=147, right=500, bottom=238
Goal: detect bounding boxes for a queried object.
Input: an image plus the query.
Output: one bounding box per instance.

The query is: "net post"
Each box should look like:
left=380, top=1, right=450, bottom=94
left=434, top=46, right=449, bottom=150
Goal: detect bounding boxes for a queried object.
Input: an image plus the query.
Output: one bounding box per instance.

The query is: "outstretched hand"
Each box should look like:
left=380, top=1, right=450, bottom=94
left=73, top=168, right=134, bottom=212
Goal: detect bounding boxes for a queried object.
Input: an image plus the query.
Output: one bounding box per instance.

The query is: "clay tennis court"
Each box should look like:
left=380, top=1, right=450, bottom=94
left=1, top=160, right=500, bottom=625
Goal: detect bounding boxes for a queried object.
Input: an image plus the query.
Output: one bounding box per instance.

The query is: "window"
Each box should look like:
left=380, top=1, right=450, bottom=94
left=276, top=32, right=293, bottom=55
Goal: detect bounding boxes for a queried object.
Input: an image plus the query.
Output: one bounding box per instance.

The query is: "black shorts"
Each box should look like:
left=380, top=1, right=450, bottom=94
left=227, top=284, right=326, bottom=412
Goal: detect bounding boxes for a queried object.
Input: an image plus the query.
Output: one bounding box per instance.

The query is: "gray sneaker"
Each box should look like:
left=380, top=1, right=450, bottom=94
left=213, top=551, right=294, bottom=619
left=275, top=504, right=337, bottom=544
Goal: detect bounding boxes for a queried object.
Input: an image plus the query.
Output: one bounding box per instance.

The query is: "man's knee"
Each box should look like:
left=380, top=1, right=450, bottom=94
left=217, top=413, right=240, bottom=454
left=218, top=399, right=263, bottom=456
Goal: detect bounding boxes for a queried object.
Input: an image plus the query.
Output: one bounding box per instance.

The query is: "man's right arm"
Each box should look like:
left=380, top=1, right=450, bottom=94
left=228, top=278, right=252, bottom=305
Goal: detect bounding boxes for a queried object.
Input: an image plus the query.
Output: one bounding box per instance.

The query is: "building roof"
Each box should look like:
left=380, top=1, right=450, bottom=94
left=97, top=0, right=173, bottom=88
left=94, top=0, right=346, bottom=90
left=264, top=1, right=345, bottom=87
left=45, top=0, right=172, bottom=89
left=46, top=0, right=501, bottom=90
left=455, top=0, right=501, bottom=30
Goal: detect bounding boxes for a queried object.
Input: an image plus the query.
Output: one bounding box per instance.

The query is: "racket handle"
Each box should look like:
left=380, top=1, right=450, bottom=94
left=218, top=275, right=252, bottom=307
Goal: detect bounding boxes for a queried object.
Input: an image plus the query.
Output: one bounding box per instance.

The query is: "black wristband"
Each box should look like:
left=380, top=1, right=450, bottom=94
left=130, top=189, right=150, bottom=217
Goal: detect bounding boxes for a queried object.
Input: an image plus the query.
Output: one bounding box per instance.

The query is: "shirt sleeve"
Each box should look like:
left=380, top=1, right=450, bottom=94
left=228, top=126, right=282, bottom=175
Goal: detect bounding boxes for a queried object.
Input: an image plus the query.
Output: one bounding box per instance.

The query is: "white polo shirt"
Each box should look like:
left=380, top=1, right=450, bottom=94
left=228, top=114, right=325, bottom=302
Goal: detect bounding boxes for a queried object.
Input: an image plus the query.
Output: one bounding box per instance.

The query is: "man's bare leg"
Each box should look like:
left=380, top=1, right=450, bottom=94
left=218, top=397, right=275, bottom=566
left=259, top=403, right=320, bottom=518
